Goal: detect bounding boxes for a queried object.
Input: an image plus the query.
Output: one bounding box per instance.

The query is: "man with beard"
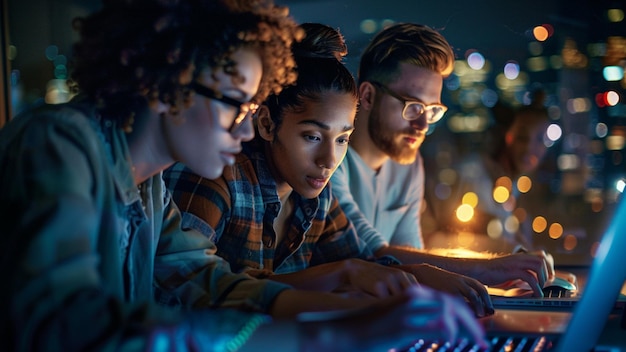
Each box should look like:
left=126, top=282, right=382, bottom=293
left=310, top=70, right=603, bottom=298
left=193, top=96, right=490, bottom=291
left=330, top=23, right=556, bottom=297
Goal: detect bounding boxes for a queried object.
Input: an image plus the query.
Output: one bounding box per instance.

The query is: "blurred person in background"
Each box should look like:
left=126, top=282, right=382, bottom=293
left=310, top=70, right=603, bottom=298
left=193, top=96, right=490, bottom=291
left=423, top=89, right=552, bottom=253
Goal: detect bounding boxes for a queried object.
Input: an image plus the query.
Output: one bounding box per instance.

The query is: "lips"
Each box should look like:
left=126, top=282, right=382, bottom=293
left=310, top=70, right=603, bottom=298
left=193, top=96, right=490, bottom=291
left=306, top=175, right=329, bottom=189
left=219, top=151, right=237, bottom=166
left=403, top=132, right=423, bottom=145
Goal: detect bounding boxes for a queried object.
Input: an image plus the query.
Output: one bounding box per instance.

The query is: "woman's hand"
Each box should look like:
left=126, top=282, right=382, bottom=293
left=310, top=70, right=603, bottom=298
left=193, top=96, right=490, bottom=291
left=400, top=263, right=494, bottom=317
left=298, top=285, right=489, bottom=352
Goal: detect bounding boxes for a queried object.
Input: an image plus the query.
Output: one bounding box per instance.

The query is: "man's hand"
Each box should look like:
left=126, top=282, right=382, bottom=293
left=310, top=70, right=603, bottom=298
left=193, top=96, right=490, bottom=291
left=470, top=251, right=554, bottom=297
left=400, top=263, right=494, bottom=317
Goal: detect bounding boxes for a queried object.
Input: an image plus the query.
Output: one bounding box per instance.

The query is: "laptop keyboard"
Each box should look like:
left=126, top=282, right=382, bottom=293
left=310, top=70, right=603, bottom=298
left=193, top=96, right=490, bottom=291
left=396, top=335, right=555, bottom=351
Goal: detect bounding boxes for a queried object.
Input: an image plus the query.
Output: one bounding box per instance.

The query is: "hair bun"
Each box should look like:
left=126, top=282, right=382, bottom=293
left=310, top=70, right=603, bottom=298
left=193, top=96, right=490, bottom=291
left=291, top=22, right=347, bottom=61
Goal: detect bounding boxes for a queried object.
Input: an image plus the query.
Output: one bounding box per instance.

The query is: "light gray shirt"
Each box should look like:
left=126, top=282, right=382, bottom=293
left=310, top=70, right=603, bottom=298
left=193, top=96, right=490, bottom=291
left=331, top=147, right=424, bottom=251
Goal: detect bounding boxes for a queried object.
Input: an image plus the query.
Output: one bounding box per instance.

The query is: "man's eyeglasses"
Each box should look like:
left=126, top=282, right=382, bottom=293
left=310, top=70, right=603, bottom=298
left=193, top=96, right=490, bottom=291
left=191, top=81, right=259, bottom=133
left=370, top=81, right=447, bottom=124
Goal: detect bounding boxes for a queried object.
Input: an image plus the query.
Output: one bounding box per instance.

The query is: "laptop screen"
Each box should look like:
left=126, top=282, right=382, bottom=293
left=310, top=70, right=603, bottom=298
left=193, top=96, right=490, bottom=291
left=555, top=196, right=626, bottom=352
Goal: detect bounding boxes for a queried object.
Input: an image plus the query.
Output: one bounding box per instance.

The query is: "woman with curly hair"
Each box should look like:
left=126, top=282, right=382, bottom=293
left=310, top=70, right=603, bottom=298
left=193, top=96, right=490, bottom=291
left=0, top=0, right=302, bottom=350
left=0, top=1, right=486, bottom=350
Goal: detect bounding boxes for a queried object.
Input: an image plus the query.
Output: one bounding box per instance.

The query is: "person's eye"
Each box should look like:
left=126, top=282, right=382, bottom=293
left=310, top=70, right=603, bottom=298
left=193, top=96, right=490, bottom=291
left=304, top=134, right=321, bottom=142
left=336, top=136, right=350, bottom=145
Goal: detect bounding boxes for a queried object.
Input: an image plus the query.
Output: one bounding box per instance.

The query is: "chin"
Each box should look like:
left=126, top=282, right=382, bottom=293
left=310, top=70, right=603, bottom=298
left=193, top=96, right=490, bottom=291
left=193, top=165, right=224, bottom=180
left=299, top=188, right=324, bottom=200
left=391, top=152, right=419, bottom=165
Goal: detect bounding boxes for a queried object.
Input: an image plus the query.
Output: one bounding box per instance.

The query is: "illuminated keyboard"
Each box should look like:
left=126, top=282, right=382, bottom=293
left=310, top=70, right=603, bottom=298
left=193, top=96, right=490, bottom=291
left=395, top=335, right=555, bottom=352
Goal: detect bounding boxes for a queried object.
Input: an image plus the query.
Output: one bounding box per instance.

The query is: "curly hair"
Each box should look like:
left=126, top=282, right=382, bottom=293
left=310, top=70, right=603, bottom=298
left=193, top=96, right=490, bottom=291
left=358, top=23, right=455, bottom=85
left=68, top=0, right=302, bottom=126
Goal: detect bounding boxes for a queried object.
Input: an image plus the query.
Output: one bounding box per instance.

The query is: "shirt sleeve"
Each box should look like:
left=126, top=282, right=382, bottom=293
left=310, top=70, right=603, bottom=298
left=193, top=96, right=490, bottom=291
left=330, top=157, right=389, bottom=251
left=159, top=162, right=292, bottom=311
left=154, top=190, right=291, bottom=312
left=0, top=109, right=280, bottom=351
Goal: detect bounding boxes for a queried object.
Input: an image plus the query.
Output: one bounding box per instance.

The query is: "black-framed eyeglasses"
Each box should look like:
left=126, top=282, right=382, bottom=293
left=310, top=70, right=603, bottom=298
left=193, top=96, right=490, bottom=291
left=370, top=81, right=447, bottom=124
left=191, top=81, right=259, bottom=133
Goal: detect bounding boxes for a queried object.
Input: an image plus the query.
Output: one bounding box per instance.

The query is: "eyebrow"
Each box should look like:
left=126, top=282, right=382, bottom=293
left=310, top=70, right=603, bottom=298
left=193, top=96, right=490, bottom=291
left=298, top=119, right=354, bottom=132
left=395, top=90, right=428, bottom=104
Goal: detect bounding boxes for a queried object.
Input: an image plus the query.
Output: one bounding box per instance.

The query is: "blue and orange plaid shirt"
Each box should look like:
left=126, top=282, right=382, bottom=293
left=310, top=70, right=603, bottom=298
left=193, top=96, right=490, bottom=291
left=164, top=138, right=373, bottom=276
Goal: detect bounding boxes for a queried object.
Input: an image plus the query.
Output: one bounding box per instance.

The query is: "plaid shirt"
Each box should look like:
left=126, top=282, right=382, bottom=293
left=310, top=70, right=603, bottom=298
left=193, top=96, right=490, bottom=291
left=164, top=138, right=373, bottom=275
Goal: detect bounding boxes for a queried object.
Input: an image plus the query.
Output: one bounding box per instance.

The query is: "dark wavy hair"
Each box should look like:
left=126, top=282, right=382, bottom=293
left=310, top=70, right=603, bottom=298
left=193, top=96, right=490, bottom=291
left=68, top=0, right=302, bottom=127
left=358, top=23, right=455, bottom=85
left=264, top=22, right=358, bottom=130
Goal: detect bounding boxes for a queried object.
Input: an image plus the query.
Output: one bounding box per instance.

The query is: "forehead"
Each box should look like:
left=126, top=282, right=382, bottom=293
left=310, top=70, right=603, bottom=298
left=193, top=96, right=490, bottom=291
left=389, top=63, right=443, bottom=100
left=282, top=92, right=357, bottom=126
left=201, top=47, right=263, bottom=99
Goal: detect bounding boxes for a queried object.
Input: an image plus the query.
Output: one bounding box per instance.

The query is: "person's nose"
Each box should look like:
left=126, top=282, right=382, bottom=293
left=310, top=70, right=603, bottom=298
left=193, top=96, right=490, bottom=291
left=231, top=115, right=255, bottom=142
left=409, top=113, right=429, bottom=132
left=315, top=141, right=337, bottom=170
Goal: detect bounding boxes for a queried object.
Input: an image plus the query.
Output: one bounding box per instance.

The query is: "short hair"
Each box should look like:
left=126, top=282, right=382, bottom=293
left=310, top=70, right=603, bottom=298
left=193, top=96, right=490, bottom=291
left=264, top=22, right=357, bottom=129
left=68, top=0, right=302, bottom=126
left=358, top=23, right=455, bottom=85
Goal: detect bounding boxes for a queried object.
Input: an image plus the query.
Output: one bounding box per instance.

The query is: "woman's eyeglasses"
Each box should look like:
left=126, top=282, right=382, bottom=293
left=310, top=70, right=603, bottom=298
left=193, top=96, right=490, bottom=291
left=191, top=81, right=259, bottom=133
left=370, top=81, right=447, bottom=124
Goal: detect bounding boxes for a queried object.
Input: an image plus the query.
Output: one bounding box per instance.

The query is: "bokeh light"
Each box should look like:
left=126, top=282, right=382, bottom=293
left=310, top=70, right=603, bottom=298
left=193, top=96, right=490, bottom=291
left=504, top=215, right=520, bottom=234
left=566, top=97, right=591, bottom=114
left=456, top=204, right=474, bottom=222
left=513, top=207, right=527, bottom=223
left=462, top=192, right=479, bottom=207
left=467, top=52, right=486, bottom=70
left=487, top=219, right=503, bottom=239
left=563, top=234, right=578, bottom=251
left=546, top=124, right=562, bottom=141
left=434, top=183, right=452, bottom=200
left=533, top=25, right=549, bottom=41
left=603, top=66, right=624, bottom=81
left=606, top=91, right=620, bottom=106
left=548, top=222, right=563, bottom=239
left=532, top=216, right=548, bottom=233
left=607, top=8, right=625, bottom=22
left=493, top=186, right=510, bottom=203
left=595, top=122, right=608, bottom=138
left=481, top=89, right=499, bottom=107
left=517, top=176, right=532, bottom=193
left=504, top=61, right=520, bottom=79
left=45, top=45, right=58, bottom=61
left=495, top=176, right=513, bottom=191
left=360, top=19, right=377, bottom=34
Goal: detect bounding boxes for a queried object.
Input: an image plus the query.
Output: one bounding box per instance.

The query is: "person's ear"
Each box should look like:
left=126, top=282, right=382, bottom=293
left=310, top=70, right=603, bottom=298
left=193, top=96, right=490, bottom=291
left=256, top=105, right=275, bottom=142
left=358, top=82, right=376, bottom=111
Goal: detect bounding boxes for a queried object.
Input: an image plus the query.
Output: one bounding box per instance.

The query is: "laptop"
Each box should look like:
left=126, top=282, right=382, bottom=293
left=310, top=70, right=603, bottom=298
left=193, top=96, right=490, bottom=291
left=397, top=196, right=626, bottom=351
left=488, top=272, right=626, bottom=309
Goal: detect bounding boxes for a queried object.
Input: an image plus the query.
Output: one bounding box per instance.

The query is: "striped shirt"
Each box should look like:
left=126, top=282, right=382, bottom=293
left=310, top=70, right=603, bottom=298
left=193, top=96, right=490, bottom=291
left=164, top=138, right=373, bottom=276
